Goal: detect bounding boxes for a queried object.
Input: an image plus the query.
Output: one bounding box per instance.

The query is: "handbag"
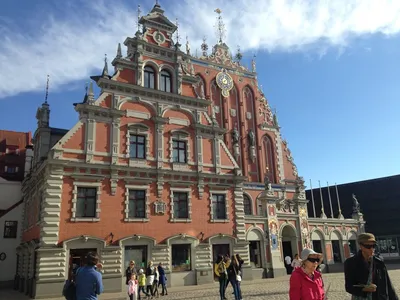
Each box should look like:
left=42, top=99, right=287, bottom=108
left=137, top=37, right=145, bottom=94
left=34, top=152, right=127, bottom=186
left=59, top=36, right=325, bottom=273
left=233, top=265, right=241, bottom=282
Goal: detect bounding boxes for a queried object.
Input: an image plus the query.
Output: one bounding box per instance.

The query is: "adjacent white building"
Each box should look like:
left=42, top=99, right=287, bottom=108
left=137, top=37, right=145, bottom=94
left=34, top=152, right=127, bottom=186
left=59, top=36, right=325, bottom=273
left=0, top=177, right=23, bottom=287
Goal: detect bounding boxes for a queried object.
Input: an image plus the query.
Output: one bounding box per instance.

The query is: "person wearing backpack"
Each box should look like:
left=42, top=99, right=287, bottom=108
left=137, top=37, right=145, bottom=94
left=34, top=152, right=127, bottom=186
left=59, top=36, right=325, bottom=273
left=214, top=254, right=230, bottom=300
left=75, top=252, right=104, bottom=300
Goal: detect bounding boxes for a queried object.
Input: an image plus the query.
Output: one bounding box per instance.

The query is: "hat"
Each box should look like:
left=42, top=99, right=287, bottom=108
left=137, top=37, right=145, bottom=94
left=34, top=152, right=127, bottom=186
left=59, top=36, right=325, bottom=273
left=357, top=233, right=376, bottom=244
left=300, top=248, right=323, bottom=261
left=139, top=269, right=144, bottom=273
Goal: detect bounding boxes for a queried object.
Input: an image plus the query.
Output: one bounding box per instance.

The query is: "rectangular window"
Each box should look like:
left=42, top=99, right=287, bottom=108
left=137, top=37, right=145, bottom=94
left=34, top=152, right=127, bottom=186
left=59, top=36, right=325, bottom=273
left=212, top=194, right=226, bottom=220
left=128, top=190, right=146, bottom=218
left=129, top=135, right=146, bottom=159
left=173, top=140, right=187, bottom=163
left=5, top=166, right=18, bottom=173
left=3, top=221, right=18, bottom=238
left=171, top=244, right=191, bottom=272
left=173, top=192, right=188, bottom=219
left=76, top=187, right=97, bottom=218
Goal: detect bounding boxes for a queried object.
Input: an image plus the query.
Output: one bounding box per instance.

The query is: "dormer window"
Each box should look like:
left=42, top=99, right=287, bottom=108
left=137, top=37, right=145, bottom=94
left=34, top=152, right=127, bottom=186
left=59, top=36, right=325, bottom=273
left=160, top=70, right=171, bottom=92
left=144, top=66, right=155, bottom=89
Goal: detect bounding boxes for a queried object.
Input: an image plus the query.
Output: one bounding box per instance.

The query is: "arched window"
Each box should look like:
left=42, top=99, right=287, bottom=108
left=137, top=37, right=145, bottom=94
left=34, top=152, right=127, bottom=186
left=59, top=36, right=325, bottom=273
left=160, top=70, right=172, bottom=92
left=243, top=195, right=252, bottom=215
left=263, top=135, right=276, bottom=183
left=144, top=66, right=155, bottom=89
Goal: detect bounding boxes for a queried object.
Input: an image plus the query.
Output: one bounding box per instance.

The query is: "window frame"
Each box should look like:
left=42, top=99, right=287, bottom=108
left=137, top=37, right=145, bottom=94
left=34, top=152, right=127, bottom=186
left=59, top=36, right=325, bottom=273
left=128, top=190, right=146, bottom=219
left=3, top=221, right=18, bottom=238
left=170, top=188, right=192, bottom=223
left=71, top=182, right=101, bottom=222
left=124, top=185, right=149, bottom=222
left=209, top=191, right=229, bottom=222
left=172, top=140, right=187, bottom=163
left=143, top=66, right=156, bottom=89
left=169, top=131, right=191, bottom=169
left=171, top=244, right=192, bottom=272
left=243, top=194, right=252, bottom=216
left=126, top=124, right=152, bottom=166
left=129, top=134, right=146, bottom=159
left=160, top=69, right=172, bottom=93
left=263, top=135, right=277, bottom=184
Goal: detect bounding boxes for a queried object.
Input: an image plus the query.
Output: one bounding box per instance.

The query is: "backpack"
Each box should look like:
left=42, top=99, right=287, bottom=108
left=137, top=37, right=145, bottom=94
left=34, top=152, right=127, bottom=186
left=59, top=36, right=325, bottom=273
left=62, top=268, right=81, bottom=300
left=217, top=261, right=226, bottom=275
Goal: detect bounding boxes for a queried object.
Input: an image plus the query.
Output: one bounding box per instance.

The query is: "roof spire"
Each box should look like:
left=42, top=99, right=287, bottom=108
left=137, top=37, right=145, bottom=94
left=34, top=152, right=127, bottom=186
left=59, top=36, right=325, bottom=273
left=235, top=45, right=242, bottom=63
left=44, top=74, right=50, bottom=104
left=87, top=81, right=95, bottom=104
left=116, top=43, right=122, bottom=59
left=214, top=8, right=226, bottom=44
left=175, top=18, right=181, bottom=45
left=136, top=4, right=142, bottom=33
left=102, top=54, right=108, bottom=78
left=201, top=36, right=209, bottom=57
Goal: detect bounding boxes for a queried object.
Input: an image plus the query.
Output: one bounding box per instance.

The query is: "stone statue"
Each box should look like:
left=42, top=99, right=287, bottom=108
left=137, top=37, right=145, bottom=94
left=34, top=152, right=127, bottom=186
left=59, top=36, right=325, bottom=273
left=264, top=174, right=272, bottom=191
left=352, top=193, right=360, bottom=213
left=232, top=126, right=239, bottom=144
left=251, top=57, right=256, bottom=72
left=186, top=38, right=191, bottom=55
left=248, top=130, right=255, bottom=147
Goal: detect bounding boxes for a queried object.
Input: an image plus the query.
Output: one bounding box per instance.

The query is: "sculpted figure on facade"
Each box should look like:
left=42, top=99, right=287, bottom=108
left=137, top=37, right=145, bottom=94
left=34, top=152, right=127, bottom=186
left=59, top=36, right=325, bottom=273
left=193, top=76, right=205, bottom=99
left=352, top=193, right=361, bottom=213
left=232, top=125, right=239, bottom=144
left=248, top=129, right=255, bottom=147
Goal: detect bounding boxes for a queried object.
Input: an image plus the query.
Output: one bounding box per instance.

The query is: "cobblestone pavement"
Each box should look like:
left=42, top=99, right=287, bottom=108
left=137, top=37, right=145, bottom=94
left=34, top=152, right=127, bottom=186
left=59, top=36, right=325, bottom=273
left=163, top=269, right=400, bottom=300
left=1, top=269, right=399, bottom=299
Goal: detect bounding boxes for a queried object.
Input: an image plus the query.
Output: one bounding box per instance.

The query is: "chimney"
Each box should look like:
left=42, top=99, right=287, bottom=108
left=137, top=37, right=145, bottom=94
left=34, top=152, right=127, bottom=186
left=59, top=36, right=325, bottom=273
left=24, top=145, right=34, bottom=177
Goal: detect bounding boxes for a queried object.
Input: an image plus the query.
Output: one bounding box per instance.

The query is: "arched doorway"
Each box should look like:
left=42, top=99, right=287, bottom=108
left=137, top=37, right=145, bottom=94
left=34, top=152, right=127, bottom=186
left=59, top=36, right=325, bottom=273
left=281, top=225, right=298, bottom=266
left=311, top=230, right=326, bottom=263
left=330, top=231, right=343, bottom=263
left=347, top=231, right=358, bottom=256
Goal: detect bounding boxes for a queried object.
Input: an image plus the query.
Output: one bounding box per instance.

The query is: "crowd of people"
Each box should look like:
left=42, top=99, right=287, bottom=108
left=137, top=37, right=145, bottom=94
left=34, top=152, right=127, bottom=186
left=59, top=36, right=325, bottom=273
left=63, top=232, right=398, bottom=300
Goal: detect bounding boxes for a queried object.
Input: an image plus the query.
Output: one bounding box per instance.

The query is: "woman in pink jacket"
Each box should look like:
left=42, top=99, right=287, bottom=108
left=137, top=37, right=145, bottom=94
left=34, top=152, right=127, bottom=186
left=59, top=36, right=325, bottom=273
left=289, top=248, right=325, bottom=300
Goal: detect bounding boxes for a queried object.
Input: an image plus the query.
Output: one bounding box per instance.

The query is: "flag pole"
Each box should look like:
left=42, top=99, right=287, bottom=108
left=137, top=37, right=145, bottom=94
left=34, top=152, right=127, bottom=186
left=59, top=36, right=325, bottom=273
left=318, top=180, right=327, bottom=218
left=310, top=179, right=316, bottom=217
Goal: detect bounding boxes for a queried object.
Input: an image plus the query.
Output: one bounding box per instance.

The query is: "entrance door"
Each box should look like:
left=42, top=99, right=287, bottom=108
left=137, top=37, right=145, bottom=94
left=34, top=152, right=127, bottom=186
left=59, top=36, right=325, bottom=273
left=282, top=241, right=293, bottom=260
left=249, top=241, right=261, bottom=268
left=313, top=240, right=323, bottom=254
left=68, top=248, right=97, bottom=280
left=212, top=244, right=230, bottom=281
left=124, top=246, right=148, bottom=270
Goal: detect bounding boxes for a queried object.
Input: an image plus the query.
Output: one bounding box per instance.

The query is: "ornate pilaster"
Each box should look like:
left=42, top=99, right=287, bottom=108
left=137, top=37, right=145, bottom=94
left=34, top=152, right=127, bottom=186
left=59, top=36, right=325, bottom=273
left=214, top=137, right=221, bottom=174
left=40, top=167, right=63, bottom=246
left=233, top=184, right=246, bottom=241
left=110, top=116, right=120, bottom=165
left=85, top=117, right=95, bottom=163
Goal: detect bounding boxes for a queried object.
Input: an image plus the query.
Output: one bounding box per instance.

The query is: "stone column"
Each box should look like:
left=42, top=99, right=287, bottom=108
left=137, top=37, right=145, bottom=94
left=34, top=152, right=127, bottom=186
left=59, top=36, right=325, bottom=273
left=110, top=117, right=120, bottom=165
left=85, top=116, right=96, bottom=163
left=258, top=190, right=286, bottom=277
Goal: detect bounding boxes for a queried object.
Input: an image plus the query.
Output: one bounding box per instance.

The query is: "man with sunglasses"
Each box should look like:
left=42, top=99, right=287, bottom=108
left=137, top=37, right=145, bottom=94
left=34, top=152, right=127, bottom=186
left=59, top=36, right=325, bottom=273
left=344, top=233, right=398, bottom=300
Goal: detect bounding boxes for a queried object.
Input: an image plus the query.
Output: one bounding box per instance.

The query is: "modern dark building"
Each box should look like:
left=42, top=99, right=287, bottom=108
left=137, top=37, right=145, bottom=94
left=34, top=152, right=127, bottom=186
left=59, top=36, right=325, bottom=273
left=306, top=175, right=400, bottom=259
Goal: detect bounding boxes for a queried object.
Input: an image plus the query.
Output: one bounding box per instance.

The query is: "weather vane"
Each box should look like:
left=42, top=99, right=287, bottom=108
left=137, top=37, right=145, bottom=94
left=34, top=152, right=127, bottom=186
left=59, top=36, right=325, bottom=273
left=175, top=18, right=181, bottom=44
left=214, top=8, right=226, bottom=44
left=44, top=75, right=50, bottom=103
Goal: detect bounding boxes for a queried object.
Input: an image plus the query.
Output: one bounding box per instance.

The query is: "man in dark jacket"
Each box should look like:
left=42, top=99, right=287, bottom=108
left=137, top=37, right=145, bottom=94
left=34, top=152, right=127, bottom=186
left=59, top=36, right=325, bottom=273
left=344, top=233, right=398, bottom=300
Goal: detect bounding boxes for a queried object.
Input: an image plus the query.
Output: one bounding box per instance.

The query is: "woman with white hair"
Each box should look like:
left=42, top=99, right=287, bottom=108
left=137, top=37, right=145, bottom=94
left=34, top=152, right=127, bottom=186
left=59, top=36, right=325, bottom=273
left=289, top=248, right=325, bottom=300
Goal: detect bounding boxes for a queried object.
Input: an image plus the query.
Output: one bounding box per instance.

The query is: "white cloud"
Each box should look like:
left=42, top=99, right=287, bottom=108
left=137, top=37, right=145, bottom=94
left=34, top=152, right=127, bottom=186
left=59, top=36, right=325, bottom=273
left=1, top=0, right=400, bottom=99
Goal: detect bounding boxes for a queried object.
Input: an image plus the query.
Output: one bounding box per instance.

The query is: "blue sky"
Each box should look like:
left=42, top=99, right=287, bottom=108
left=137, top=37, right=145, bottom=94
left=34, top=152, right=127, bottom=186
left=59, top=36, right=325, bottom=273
left=1, top=0, right=399, bottom=186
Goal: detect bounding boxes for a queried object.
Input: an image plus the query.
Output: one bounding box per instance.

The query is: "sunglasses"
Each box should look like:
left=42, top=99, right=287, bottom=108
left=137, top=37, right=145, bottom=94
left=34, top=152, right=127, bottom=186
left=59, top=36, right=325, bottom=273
left=361, top=244, right=376, bottom=249
left=307, top=257, right=320, bottom=263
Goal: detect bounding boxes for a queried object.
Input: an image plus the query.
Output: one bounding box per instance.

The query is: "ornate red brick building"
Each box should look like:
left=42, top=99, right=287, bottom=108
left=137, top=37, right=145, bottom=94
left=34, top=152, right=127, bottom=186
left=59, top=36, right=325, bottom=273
left=16, top=3, right=364, bottom=298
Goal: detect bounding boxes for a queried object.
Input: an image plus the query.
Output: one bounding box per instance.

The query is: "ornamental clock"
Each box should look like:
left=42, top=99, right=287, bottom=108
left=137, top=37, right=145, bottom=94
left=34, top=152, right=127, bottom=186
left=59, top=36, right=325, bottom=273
left=216, top=69, right=234, bottom=97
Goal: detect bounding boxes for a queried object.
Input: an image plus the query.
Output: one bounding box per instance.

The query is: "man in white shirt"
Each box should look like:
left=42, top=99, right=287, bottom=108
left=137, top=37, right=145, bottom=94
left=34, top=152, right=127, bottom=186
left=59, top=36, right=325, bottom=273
left=284, top=255, right=292, bottom=274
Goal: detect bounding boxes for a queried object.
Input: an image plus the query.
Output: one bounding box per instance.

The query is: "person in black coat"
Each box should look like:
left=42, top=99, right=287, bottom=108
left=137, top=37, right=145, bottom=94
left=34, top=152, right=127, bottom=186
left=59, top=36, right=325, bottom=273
left=344, top=233, right=398, bottom=300
left=125, top=260, right=137, bottom=285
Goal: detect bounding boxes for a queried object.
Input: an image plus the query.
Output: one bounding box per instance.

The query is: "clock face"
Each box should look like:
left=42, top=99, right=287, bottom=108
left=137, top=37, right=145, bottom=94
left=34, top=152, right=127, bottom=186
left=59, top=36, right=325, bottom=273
left=216, top=70, right=234, bottom=97
left=153, top=31, right=165, bottom=44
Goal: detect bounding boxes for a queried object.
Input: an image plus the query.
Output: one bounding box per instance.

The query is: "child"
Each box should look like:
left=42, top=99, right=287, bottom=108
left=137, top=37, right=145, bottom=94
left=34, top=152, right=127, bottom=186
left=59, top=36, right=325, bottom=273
left=138, top=269, right=150, bottom=300
left=127, top=274, right=138, bottom=300
left=152, top=266, right=159, bottom=298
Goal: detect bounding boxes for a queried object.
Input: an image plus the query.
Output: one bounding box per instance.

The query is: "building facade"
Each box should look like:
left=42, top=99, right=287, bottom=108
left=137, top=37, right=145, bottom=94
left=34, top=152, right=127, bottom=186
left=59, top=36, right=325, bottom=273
left=306, top=175, right=400, bottom=261
left=16, top=3, right=364, bottom=298
left=0, top=130, right=31, bottom=287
